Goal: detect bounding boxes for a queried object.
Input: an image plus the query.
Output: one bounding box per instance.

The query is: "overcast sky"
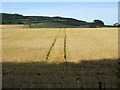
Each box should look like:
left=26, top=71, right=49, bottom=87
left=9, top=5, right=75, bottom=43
left=2, top=2, right=118, bottom=25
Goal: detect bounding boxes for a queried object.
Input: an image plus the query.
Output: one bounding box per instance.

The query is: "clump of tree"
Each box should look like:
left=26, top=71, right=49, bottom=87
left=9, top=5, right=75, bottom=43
left=113, top=23, right=120, bottom=27
left=105, top=23, right=120, bottom=27
left=1, top=13, right=24, bottom=24
left=89, top=20, right=104, bottom=28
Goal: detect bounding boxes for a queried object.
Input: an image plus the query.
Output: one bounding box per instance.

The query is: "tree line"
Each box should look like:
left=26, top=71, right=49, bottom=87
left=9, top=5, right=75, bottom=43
left=1, top=13, right=118, bottom=28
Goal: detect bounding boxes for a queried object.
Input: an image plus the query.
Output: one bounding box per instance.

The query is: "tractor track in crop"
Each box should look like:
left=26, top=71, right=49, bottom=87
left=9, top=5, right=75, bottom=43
left=64, top=28, right=67, bottom=61
left=45, top=29, right=61, bottom=61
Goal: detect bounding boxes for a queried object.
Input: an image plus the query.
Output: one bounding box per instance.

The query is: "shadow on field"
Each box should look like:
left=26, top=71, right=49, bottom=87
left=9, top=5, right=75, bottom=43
left=2, top=59, right=119, bottom=88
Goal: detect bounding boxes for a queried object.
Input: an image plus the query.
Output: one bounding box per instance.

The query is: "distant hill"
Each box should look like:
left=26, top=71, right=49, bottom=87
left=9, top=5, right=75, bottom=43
left=1, top=13, right=105, bottom=28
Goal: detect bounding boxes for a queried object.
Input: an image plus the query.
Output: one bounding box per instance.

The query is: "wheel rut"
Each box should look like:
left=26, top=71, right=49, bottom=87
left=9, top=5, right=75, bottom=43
left=45, top=29, right=61, bottom=61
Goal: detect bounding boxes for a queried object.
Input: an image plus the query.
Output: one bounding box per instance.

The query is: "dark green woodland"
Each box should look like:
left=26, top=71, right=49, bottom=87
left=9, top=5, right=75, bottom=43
left=0, top=13, right=110, bottom=28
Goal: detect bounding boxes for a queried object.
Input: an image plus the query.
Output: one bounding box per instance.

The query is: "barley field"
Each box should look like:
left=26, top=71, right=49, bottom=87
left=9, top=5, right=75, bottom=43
left=2, top=25, right=118, bottom=88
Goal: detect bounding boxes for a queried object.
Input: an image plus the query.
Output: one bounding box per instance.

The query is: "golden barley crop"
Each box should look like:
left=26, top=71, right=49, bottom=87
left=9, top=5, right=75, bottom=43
left=2, top=25, right=118, bottom=88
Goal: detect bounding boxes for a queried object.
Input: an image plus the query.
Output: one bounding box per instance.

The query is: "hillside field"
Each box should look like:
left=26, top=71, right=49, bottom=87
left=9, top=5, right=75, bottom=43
left=27, top=22, right=89, bottom=28
left=2, top=25, right=118, bottom=88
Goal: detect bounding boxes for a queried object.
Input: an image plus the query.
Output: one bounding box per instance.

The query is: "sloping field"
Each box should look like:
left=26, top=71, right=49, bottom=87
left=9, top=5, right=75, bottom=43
left=2, top=25, right=118, bottom=88
left=26, top=22, right=89, bottom=28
